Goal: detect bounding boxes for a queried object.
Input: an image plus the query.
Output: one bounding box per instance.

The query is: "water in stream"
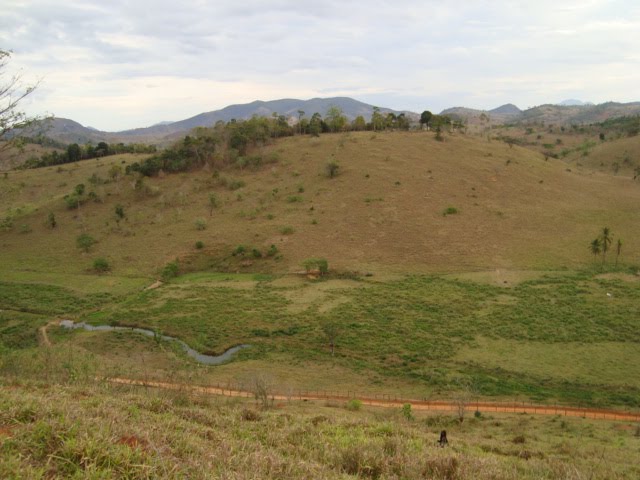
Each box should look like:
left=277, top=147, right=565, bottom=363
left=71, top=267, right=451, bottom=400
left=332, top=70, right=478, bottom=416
left=59, top=320, right=250, bottom=365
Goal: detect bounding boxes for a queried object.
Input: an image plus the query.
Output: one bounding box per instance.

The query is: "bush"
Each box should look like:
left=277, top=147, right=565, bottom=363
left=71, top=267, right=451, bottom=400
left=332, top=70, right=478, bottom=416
left=161, top=261, right=179, bottom=280
left=76, top=233, right=96, bottom=252
left=302, top=258, right=329, bottom=275
left=232, top=245, right=247, bottom=256
left=251, top=248, right=262, bottom=258
left=280, top=226, right=294, bottom=235
left=92, top=257, right=111, bottom=273
left=195, top=241, right=204, bottom=249
left=266, top=244, right=279, bottom=257
left=346, top=399, right=362, bottom=411
left=195, top=218, right=207, bottom=230
left=401, top=403, right=413, bottom=421
left=326, top=161, right=340, bottom=178
left=442, top=206, right=458, bottom=216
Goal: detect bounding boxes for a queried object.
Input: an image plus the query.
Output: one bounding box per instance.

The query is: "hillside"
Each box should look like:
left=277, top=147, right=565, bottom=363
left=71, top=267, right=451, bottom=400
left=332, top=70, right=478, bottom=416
left=1, top=131, right=638, bottom=277
left=2, top=381, right=638, bottom=479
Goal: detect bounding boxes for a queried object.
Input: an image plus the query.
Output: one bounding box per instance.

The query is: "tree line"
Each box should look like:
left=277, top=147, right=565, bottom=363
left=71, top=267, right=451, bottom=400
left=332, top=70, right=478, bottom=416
left=20, top=141, right=157, bottom=169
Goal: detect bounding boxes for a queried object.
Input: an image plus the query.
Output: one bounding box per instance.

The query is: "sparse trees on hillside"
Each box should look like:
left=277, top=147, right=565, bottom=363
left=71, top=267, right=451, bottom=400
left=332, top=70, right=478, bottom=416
left=589, top=227, right=623, bottom=268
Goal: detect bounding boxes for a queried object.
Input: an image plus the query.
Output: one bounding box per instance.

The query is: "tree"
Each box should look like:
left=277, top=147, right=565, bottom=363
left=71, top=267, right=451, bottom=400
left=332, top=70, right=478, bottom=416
left=76, top=233, right=96, bottom=253
left=589, top=238, right=601, bottom=262
left=600, top=227, right=612, bottom=265
left=208, top=193, right=218, bottom=216
left=322, top=321, right=339, bottom=356
left=309, top=112, right=322, bottom=137
left=420, top=110, right=433, bottom=130
left=615, top=239, right=622, bottom=267
left=114, top=204, right=125, bottom=225
left=371, top=107, right=385, bottom=131
left=326, top=105, right=347, bottom=133
left=297, top=110, right=305, bottom=134
left=352, top=115, right=366, bottom=131
left=0, top=49, right=43, bottom=153
left=66, top=143, right=81, bottom=163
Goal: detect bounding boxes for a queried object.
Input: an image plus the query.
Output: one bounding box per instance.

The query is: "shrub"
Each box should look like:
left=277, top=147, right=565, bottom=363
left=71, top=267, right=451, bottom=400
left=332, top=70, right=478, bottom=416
left=232, top=245, right=247, bottom=256
left=195, top=241, right=204, bottom=249
left=46, top=212, right=56, bottom=229
left=76, top=233, right=96, bottom=252
left=302, top=258, right=329, bottom=275
left=161, top=261, right=179, bottom=280
left=325, top=161, right=340, bottom=178
left=93, top=257, right=111, bottom=273
left=442, top=206, right=458, bottom=216
left=401, top=403, right=413, bottom=421
left=286, top=195, right=302, bottom=203
left=251, top=248, right=262, bottom=258
left=195, top=218, right=207, bottom=230
left=346, top=399, right=362, bottom=411
left=279, top=226, right=294, bottom=235
left=266, top=244, right=279, bottom=257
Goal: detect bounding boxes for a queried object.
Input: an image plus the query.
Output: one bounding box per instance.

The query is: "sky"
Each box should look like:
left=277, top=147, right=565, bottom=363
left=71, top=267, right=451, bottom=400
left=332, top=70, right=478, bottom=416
left=2, top=0, right=639, bottom=131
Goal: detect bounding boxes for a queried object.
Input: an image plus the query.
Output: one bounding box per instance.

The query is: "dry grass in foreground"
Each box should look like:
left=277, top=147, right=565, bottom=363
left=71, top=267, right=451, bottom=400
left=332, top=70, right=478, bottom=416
left=1, top=380, right=639, bottom=479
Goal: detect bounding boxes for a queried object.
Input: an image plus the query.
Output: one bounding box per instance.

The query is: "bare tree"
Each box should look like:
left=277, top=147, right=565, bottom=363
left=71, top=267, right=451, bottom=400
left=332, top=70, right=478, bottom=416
left=322, top=321, right=340, bottom=356
left=1, top=49, right=44, bottom=152
left=249, top=372, right=274, bottom=409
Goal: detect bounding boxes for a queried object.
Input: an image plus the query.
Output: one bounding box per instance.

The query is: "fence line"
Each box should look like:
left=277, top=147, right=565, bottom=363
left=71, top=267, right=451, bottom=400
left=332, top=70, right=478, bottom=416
left=103, top=377, right=640, bottom=422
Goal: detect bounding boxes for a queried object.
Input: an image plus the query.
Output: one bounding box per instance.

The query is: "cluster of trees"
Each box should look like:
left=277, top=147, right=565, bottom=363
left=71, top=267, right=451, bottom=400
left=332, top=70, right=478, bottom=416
left=126, top=117, right=278, bottom=177
left=22, top=141, right=156, bottom=169
left=589, top=227, right=623, bottom=267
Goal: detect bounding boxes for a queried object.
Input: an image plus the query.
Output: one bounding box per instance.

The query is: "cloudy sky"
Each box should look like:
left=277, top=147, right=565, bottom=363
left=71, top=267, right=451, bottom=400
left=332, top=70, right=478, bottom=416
left=2, top=0, right=639, bottom=131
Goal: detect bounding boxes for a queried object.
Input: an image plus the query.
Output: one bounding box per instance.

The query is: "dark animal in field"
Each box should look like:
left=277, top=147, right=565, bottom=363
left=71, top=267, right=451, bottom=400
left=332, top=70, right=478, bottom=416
left=438, top=430, right=448, bottom=447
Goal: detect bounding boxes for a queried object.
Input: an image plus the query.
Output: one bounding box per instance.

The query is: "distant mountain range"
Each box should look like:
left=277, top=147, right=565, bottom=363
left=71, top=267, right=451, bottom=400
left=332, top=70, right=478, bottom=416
left=31, top=97, right=416, bottom=145
left=29, top=97, right=640, bottom=145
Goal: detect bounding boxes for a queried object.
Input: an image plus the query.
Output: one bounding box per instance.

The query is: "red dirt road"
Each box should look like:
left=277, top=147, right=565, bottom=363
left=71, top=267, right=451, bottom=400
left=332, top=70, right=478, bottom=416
left=104, top=377, right=640, bottom=422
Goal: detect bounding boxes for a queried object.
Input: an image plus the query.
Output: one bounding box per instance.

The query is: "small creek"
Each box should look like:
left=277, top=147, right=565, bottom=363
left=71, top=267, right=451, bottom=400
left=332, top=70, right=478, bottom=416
left=59, top=320, right=250, bottom=365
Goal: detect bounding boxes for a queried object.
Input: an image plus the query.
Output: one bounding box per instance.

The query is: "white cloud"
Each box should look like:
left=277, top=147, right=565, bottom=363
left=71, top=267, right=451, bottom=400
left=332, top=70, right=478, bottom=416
left=1, top=0, right=639, bottom=130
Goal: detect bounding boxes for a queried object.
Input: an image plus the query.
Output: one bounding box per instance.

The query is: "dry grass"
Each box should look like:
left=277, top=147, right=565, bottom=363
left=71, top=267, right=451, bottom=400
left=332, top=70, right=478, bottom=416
left=1, top=380, right=639, bottom=479
left=1, top=132, right=638, bottom=278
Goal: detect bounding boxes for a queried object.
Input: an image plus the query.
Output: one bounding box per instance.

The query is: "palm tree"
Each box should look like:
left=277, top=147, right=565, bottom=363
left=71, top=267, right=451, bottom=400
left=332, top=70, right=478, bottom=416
left=615, top=239, right=623, bottom=267
left=600, top=227, right=612, bottom=266
left=590, top=238, right=602, bottom=262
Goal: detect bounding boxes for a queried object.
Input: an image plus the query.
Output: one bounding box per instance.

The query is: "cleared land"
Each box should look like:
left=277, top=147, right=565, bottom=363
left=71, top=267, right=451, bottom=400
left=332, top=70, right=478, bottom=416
left=1, top=129, right=639, bottom=477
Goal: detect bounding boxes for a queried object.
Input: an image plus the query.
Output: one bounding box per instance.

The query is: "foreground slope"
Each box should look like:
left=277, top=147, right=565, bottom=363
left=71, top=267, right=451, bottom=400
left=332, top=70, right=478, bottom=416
left=1, top=381, right=639, bottom=479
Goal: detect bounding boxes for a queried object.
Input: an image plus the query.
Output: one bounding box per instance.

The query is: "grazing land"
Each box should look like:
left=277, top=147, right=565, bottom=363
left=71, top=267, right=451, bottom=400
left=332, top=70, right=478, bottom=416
left=1, top=128, right=639, bottom=478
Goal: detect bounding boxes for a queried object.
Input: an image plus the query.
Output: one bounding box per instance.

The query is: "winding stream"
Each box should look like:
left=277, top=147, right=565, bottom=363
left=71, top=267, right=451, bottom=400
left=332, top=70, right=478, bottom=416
left=59, top=320, right=250, bottom=365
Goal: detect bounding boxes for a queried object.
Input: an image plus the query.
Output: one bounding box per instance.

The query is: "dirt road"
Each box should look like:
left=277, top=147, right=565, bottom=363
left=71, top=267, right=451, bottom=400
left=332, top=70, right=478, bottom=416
left=104, top=377, right=640, bottom=422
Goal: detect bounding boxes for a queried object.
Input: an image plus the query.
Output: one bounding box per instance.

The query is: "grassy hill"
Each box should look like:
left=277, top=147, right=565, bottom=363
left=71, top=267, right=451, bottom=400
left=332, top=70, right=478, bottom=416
left=1, top=380, right=639, bottom=479
left=2, top=129, right=640, bottom=476
left=1, top=131, right=638, bottom=277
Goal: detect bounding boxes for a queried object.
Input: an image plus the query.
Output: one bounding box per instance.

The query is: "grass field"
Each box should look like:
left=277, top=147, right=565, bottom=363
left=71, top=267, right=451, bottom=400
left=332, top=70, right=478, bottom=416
left=1, top=380, right=639, bottom=479
left=3, top=267, right=638, bottom=408
left=1, top=130, right=639, bottom=477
